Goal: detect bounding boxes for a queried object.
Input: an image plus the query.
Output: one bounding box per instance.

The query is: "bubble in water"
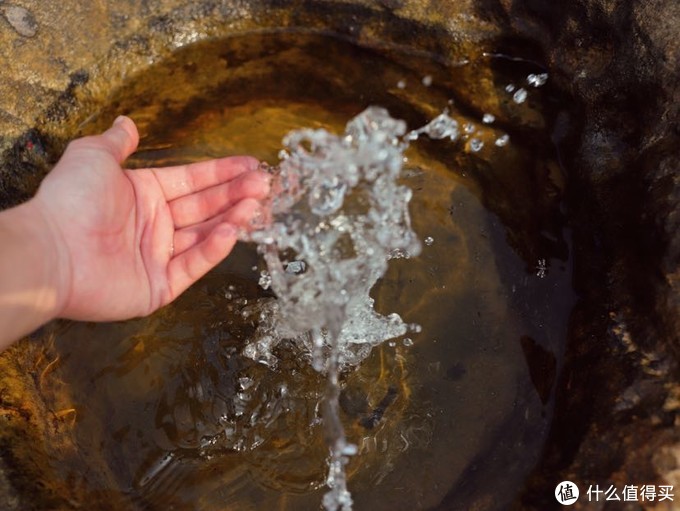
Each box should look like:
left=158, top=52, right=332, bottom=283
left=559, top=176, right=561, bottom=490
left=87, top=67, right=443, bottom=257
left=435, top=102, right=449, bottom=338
left=482, top=113, right=495, bottom=124
left=505, top=83, right=516, bottom=93
left=396, top=79, right=406, bottom=89
left=513, top=88, right=528, bottom=104
left=527, top=72, right=548, bottom=87
left=402, top=338, right=414, bottom=347
left=424, top=236, right=434, bottom=246
left=422, top=75, right=433, bottom=86
left=495, top=134, right=510, bottom=147
left=463, top=122, right=475, bottom=134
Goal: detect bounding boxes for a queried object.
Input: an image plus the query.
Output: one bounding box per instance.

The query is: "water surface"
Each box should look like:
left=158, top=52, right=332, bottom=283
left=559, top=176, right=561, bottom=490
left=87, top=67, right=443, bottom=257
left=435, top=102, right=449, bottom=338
left=27, top=32, right=574, bottom=510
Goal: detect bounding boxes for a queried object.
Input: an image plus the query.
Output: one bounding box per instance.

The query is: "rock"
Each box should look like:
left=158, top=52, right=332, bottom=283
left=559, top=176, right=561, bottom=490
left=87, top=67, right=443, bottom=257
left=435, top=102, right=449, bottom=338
left=2, top=5, right=37, bottom=37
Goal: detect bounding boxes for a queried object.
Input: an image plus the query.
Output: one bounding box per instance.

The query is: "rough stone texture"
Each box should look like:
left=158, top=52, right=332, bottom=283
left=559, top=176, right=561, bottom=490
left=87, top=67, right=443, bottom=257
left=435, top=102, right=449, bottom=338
left=477, top=2, right=680, bottom=510
left=0, top=0, right=677, bottom=510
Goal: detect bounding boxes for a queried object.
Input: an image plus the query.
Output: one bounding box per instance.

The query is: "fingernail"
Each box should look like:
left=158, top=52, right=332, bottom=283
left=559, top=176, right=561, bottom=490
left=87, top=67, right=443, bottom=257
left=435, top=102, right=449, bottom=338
left=113, top=115, right=128, bottom=126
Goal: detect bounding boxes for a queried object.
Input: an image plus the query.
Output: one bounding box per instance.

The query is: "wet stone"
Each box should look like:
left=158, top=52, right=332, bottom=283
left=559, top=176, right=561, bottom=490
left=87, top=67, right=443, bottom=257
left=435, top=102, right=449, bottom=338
left=2, top=5, right=37, bottom=37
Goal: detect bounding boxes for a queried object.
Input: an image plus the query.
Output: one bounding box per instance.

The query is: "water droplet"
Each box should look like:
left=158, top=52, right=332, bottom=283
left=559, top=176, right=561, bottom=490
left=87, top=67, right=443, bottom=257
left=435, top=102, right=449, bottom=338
left=243, top=344, right=257, bottom=359
left=341, top=443, right=358, bottom=456
left=470, top=138, right=484, bottom=152
left=463, top=122, right=475, bottom=134
left=285, top=260, right=307, bottom=274
left=513, top=88, right=528, bottom=104
left=495, top=134, right=510, bottom=147
left=422, top=75, right=433, bottom=86
left=137, top=452, right=175, bottom=488
left=397, top=79, right=406, bottom=89
left=527, top=72, right=548, bottom=87
left=424, top=236, right=434, bottom=246
left=482, top=113, right=495, bottom=124
left=238, top=377, right=254, bottom=391
left=416, top=112, right=459, bottom=141
left=402, top=338, right=414, bottom=347
left=388, top=248, right=410, bottom=260
left=505, top=83, right=516, bottom=93
left=258, top=270, right=272, bottom=290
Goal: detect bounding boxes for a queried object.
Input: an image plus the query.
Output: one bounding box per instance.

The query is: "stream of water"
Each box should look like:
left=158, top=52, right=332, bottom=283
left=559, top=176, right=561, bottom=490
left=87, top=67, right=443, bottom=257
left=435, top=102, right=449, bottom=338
left=15, top=31, right=577, bottom=511
left=243, top=104, right=518, bottom=509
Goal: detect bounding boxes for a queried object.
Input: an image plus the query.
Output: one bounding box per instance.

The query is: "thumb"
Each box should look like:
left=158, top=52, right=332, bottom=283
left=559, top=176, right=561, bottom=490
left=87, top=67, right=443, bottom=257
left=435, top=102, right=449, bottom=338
left=98, top=115, right=140, bottom=163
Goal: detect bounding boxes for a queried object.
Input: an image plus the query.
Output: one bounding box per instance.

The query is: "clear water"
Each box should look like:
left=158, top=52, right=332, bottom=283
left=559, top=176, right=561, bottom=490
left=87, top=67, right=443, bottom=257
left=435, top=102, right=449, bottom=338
left=244, top=107, right=426, bottom=510
left=13, top=32, right=575, bottom=510
left=243, top=104, right=507, bottom=509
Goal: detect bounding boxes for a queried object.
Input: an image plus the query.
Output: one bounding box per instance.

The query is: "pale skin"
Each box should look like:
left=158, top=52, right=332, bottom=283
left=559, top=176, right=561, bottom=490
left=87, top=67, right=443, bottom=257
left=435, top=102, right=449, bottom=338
left=0, top=116, right=271, bottom=350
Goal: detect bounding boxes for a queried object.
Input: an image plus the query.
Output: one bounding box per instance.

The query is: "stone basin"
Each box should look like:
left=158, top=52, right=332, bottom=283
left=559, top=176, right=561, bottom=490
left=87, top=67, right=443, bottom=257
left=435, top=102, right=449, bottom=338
left=0, top=1, right=678, bottom=510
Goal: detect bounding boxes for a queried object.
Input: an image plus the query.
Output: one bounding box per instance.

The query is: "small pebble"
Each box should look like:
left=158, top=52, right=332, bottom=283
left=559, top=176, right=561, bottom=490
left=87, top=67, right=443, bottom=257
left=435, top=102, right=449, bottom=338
left=3, top=6, right=37, bottom=38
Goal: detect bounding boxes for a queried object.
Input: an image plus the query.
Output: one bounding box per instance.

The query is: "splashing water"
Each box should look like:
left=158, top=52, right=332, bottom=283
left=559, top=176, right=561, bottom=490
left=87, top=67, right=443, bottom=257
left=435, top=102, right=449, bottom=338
left=243, top=106, right=464, bottom=510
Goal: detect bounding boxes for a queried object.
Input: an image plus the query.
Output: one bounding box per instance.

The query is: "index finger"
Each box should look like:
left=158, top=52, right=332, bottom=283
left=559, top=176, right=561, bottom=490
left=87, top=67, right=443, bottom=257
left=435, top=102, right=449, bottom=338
left=149, top=155, right=260, bottom=201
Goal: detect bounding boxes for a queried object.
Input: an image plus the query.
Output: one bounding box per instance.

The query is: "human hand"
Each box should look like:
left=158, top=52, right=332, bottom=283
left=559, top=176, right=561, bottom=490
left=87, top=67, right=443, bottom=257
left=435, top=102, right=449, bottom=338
left=32, top=116, right=270, bottom=321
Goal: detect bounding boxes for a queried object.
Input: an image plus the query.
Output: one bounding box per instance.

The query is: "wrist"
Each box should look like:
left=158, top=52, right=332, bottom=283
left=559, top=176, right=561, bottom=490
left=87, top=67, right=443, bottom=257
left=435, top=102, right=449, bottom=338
left=28, top=197, right=73, bottom=320
left=0, top=198, right=72, bottom=325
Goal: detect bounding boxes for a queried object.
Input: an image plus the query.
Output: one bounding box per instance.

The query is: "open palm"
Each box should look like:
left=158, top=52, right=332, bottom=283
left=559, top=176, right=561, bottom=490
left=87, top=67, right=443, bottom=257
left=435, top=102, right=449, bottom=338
left=34, top=116, right=270, bottom=321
